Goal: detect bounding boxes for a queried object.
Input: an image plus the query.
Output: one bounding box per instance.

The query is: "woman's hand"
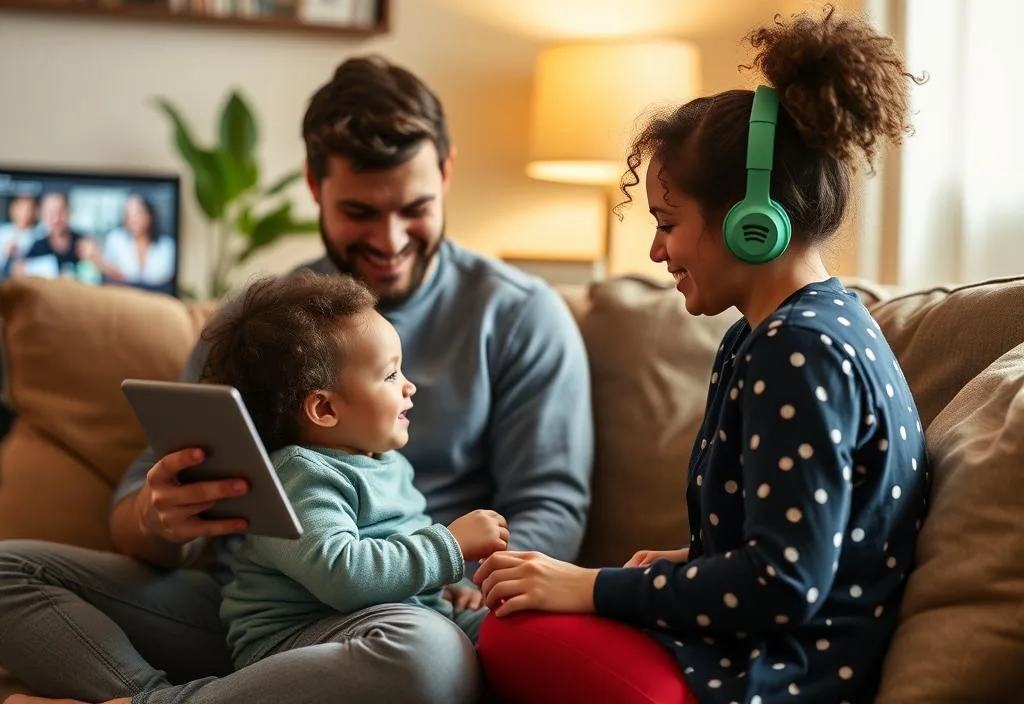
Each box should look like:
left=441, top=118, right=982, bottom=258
left=473, top=551, right=599, bottom=618
left=623, top=547, right=690, bottom=568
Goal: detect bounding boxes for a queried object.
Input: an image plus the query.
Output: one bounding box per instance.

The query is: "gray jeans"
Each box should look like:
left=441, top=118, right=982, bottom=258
left=0, top=540, right=482, bottom=704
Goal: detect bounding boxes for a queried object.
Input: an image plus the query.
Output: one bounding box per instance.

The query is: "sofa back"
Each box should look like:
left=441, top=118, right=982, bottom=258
left=2, top=273, right=1024, bottom=701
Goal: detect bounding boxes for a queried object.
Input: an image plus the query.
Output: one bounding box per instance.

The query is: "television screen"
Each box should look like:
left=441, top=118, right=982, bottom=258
left=0, top=166, right=181, bottom=297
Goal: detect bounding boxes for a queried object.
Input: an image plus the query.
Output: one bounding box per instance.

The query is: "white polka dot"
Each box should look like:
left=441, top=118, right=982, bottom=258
left=886, top=383, right=895, bottom=398
left=729, top=387, right=739, bottom=400
left=842, top=359, right=852, bottom=375
left=675, top=640, right=683, bottom=647
left=887, top=556, right=897, bottom=568
left=875, top=605, right=885, bottom=617
left=746, top=354, right=752, bottom=362
left=866, top=348, right=876, bottom=361
left=884, top=541, right=889, bottom=551
left=696, top=614, right=711, bottom=627
left=754, top=380, right=766, bottom=395
left=686, top=566, right=698, bottom=579
left=757, top=483, right=771, bottom=498
left=798, top=443, right=814, bottom=459
left=867, top=327, right=877, bottom=339
left=752, top=697, right=763, bottom=704
left=767, top=329, right=778, bottom=337
left=766, top=565, right=777, bottom=577
left=838, top=316, right=851, bottom=326
left=826, top=618, right=833, bottom=626
left=850, top=585, right=863, bottom=598
left=833, top=532, right=843, bottom=548
left=851, top=528, right=865, bottom=542
left=773, top=662, right=786, bottom=670
left=722, top=480, right=738, bottom=494
left=718, top=430, right=728, bottom=442
left=685, top=667, right=694, bottom=674
left=821, top=334, right=833, bottom=345
left=653, top=575, right=667, bottom=589
left=697, top=474, right=703, bottom=486
left=784, top=547, right=799, bottom=563
left=789, top=683, right=800, bottom=695
left=801, top=310, right=816, bottom=318
left=815, top=489, right=828, bottom=504
left=710, top=513, right=719, bottom=526
left=830, top=429, right=842, bottom=444
left=917, top=420, right=922, bottom=433
left=724, top=593, right=739, bottom=608
left=769, top=319, right=783, bottom=329
left=778, top=456, right=794, bottom=471
left=807, top=587, right=819, bottom=603
left=815, top=386, right=829, bottom=402
left=839, top=666, right=854, bottom=680
left=865, top=413, right=875, bottom=426
left=656, top=618, right=668, bottom=628
left=711, top=372, right=719, bottom=384
left=757, top=577, right=767, bottom=585
left=900, top=426, right=907, bottom=440
left=892, top=485, right=902, bottom=499
left=780, top=404, right=795, bottom=419
left=786, top=508, right=803, bottom=523
left=790, top=352, right=806, bottom=367
left=879, top=438, right=889, bottom=451
left=912, top=458, right=918, bottom=471
left=817, top=638, right=830, bottom=651
left=751, top=434, right=761, bottom=449
left=842, top=465, right=852, bottom=481
left=644, top=567, right=651, bottom=575
left=738, top=380, right=744, bottom=389
left=833, top=298, right=845, bottom=306
left=843, top=343, right=856, bottom=357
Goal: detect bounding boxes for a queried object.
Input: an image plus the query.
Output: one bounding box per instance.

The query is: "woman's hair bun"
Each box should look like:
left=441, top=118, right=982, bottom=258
left=747, top=4, right=927, bottom=167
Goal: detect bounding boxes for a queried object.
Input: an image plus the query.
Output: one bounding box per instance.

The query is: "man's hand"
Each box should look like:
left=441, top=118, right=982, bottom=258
left=135, top=448, right=249, bottom=544
left=443, top=583, right=484, bottom=610
left=447, top=509, right=509, bottom=562
left=474, top=551, right=598, bottom=618
left=623, top=547, right=690, bottom=568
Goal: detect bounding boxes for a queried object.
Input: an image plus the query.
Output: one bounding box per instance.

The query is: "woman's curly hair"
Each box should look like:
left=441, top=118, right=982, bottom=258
left=618, top=4, right=927, bottom=245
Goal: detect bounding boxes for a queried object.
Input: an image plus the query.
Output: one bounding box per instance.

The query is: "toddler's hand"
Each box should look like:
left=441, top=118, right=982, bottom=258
left=448, top=509, right=509, bottom=562
left=444, top=583, right=484, bottom=610
left=623, top=547, right=690, bottom=568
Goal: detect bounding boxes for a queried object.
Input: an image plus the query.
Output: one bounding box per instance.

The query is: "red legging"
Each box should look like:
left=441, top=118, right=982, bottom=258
left=477, top=612, right=700, bottom=704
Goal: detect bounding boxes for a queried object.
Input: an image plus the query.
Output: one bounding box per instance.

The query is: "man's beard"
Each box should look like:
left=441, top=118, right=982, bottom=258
left=319, top=215, right=444, bottom=309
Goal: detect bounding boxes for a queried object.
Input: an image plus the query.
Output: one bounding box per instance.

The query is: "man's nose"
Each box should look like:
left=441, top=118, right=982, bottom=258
left=367, top=216, right=409, bottom=257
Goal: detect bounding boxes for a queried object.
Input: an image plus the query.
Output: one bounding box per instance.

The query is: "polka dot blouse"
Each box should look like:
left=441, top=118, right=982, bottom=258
left=594, top=277, right=930, bottom=704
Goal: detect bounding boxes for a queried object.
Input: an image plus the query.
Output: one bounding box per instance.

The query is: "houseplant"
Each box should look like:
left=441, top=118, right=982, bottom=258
left=154, top=90, right=318, bottom=299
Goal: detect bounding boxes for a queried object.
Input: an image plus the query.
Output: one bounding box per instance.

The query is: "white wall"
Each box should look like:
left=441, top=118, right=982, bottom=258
left=0, top=0, right=602, bottom=295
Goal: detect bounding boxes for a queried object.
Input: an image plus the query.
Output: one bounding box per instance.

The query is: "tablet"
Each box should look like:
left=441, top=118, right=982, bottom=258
left=121, top=378, right=303, bottom=540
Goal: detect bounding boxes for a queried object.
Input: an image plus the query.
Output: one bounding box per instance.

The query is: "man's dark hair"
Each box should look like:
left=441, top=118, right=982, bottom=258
left=303, top=55, right=451, bottom=181
left=200, top=270, right=377, bottom=451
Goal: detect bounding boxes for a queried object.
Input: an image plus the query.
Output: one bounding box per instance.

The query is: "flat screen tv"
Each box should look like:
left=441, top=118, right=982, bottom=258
left=0, top=165, right=181, bottom=297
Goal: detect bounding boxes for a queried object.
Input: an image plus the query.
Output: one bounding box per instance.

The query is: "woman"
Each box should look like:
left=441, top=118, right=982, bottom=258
left=474, top=7, right=929, bottom=704
left=92, top=194, right=175, bottom=290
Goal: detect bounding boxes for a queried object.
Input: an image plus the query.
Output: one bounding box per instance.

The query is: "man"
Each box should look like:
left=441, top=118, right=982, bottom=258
left=0, top=56, right=593, bottom=704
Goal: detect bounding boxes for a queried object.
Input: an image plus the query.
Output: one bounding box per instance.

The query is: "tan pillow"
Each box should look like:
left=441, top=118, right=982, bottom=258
left=0, top=278, right=214, bottom=547
left=576, top=277, right=737, bottom=567
left=868, top=276, right=1024, bottom=429
left=876, top=342, right=1024, bottom=703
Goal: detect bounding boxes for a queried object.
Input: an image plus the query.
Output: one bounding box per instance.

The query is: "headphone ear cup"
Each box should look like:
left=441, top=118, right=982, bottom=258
left=721, top=200, right=791, bottom=264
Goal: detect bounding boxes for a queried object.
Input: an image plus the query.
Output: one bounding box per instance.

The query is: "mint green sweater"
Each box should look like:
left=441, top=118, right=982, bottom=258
left=220, top=445, right=464, bottom=666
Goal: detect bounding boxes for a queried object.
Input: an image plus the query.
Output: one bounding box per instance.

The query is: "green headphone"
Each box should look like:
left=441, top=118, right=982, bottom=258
left=722, top=85, right=792, bottom=264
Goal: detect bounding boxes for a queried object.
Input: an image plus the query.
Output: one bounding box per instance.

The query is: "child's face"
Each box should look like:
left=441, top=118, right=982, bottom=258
left=306, top=309, right=416, bottom=455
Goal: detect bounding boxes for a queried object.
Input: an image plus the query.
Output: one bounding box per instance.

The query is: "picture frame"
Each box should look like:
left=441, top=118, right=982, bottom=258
left=0, top=0, right=390, bottom=37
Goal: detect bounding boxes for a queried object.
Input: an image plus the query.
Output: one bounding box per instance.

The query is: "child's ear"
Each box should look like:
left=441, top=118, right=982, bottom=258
left=303, top=390, right=341, bottom=428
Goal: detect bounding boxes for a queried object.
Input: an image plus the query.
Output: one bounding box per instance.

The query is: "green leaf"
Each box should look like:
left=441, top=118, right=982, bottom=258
left=217, top=92, right=259, bottom=203
left=262, top=169, right=303, bottom=197
left=236, top=204, right=319, bottom=263
left=152, top=97, right=226, bottom=220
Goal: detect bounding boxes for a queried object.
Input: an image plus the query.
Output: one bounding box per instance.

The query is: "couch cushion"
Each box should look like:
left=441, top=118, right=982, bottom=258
left=575, top=276, right=737, bottom=568
left=0, top=278, right=214, bottom=548
left=868, top=275, right=1024, bottom=429
left=876, top=342, right=1024, bottom=702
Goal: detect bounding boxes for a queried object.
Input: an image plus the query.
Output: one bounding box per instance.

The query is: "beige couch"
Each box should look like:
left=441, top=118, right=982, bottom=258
left=2, top=273, right=1024, bottom=702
